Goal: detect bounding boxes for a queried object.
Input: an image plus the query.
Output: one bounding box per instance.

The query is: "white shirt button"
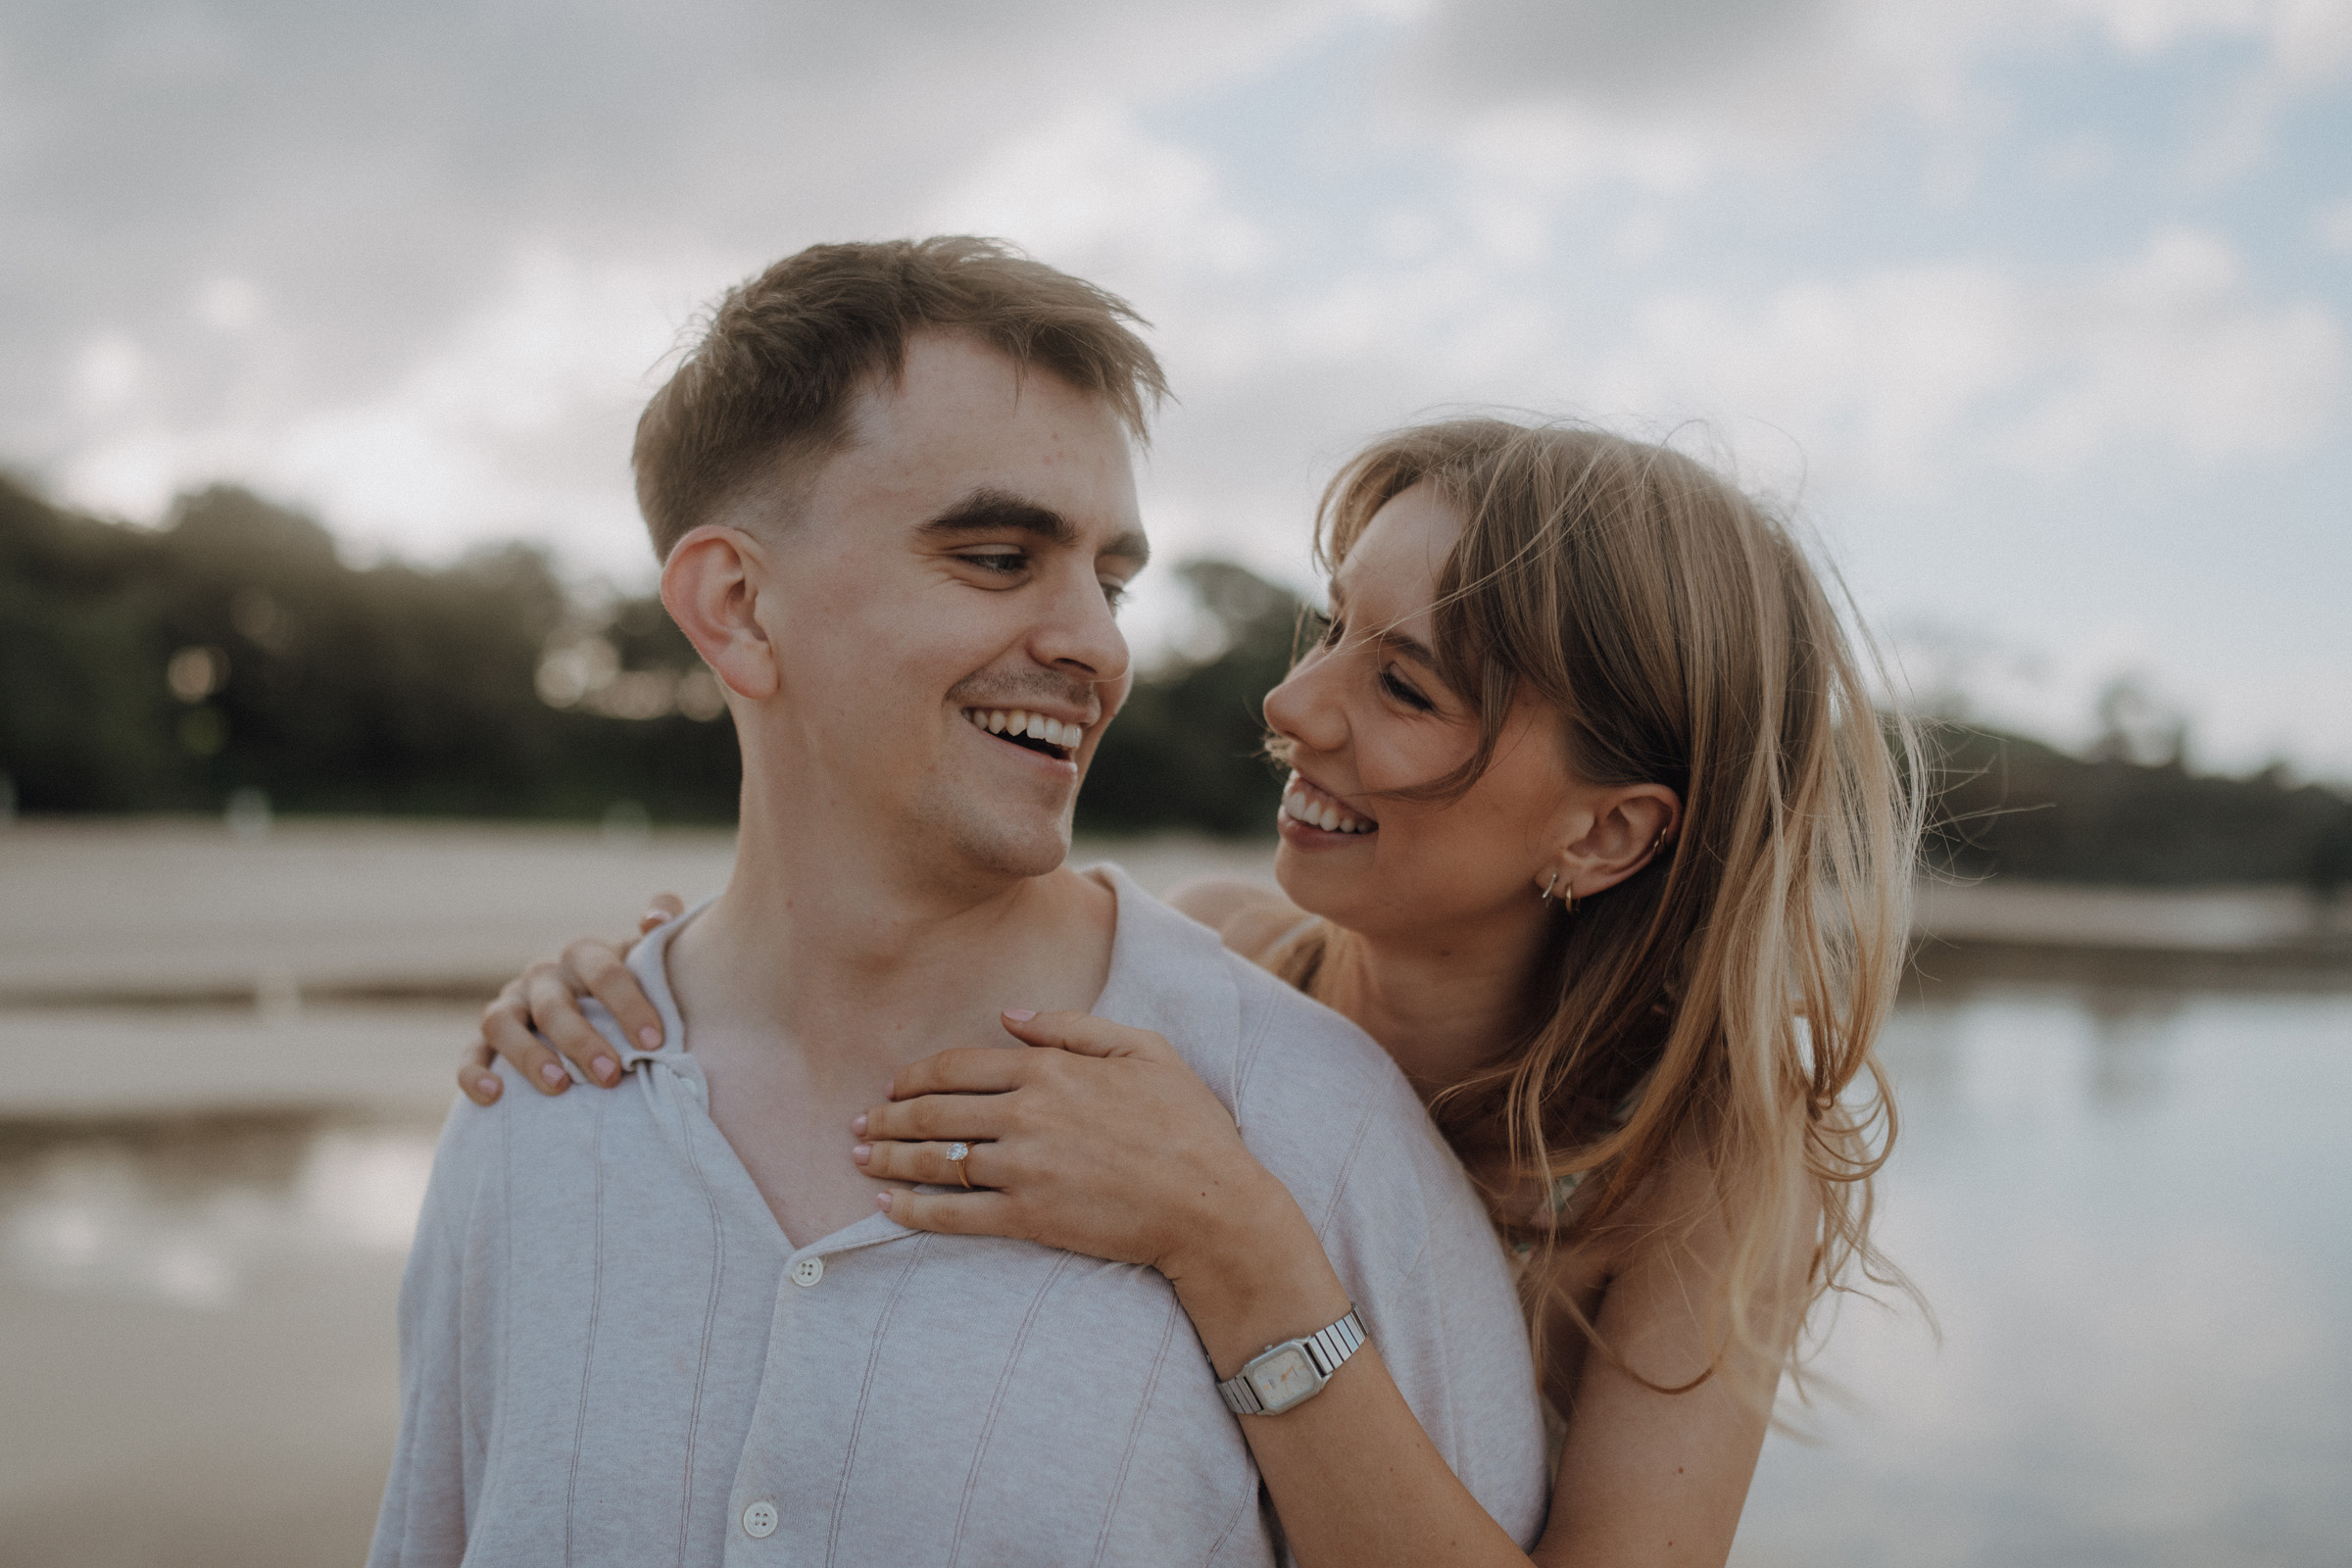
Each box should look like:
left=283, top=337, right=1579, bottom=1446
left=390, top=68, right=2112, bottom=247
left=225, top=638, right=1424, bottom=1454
left=742, top=1500, right=778, bottom=1538
left=791, top=1255, right=824, bottom=1288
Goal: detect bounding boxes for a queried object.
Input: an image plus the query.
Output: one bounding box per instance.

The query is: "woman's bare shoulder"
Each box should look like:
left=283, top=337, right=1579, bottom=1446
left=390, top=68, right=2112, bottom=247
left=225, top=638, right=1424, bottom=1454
left=1164, top=876, right=1313, bottom=964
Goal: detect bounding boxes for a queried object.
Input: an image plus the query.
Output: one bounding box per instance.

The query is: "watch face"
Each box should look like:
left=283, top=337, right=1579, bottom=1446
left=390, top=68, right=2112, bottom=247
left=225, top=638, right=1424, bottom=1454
left=1246, top=1346, right=1323, bottom=1413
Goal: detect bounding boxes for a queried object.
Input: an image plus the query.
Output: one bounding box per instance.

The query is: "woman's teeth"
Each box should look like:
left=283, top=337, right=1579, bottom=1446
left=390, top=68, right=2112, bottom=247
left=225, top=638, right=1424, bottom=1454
left=962, top=707, right=1083, bottom=752
left=1283, top=773, right=1375, bottom=834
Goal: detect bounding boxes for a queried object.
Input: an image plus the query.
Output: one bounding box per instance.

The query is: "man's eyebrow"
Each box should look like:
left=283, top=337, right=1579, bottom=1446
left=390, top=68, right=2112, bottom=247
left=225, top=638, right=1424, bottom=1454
left=917, top=488, right=1074, bottom=545
left=1102, top=529, right=1150, bottom=569
left=917, top=487, right=1150, bottom=568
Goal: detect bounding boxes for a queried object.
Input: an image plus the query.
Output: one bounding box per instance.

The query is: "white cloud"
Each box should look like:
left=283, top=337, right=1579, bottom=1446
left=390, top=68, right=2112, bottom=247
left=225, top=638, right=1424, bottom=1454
left=1, top=0, right=1355, bottom=553
left=68, top=331, right=147, bottom=418
left=1385, top=0, right=2352, bottom=199
left=193, top=277, right=264, bottom=334
left=2317, top=197, right=2352, bottom=255
left=1592, top=228, right=2345, bottom=493
left=927, top=106, right=1271, bottom=289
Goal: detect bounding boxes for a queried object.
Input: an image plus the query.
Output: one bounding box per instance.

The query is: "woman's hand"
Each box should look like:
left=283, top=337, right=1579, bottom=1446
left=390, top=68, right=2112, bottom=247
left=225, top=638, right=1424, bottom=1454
left=456, top=893, right=685, bottom=1103
left=857, top=1010, right=1326, bottom=1336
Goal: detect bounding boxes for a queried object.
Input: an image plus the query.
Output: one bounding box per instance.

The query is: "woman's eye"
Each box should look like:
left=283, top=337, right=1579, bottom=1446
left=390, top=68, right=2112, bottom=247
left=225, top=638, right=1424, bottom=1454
left=1380, top=668, right=1434, bottom=711
left=1317, top=614, right=1345, bottom=649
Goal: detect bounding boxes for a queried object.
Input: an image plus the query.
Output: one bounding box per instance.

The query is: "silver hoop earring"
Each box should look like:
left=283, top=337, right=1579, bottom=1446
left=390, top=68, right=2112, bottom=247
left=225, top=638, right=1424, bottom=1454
left=1540, top=871, right=1557, bottom=906
left=1541, top=871, right=1572, bottom=913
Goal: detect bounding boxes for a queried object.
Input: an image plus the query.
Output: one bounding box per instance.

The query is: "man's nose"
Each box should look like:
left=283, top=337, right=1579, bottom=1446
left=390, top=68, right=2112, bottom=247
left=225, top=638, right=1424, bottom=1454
left=1261, top=648, right=1345, bottom=756
left=1030, top=569, right=1130, bottom=690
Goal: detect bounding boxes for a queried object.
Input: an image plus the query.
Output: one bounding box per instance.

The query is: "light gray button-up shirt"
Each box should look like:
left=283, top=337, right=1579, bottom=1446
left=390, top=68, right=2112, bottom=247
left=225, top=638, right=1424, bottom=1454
left=369, top=866, right=1548, bottom=1566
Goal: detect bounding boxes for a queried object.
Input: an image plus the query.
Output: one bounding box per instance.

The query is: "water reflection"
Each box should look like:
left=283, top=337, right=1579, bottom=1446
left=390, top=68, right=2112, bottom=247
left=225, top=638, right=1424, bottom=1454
left=1739, top=967, right=2352, bottom=1568
left=0, top=1112, right=438, bottom=1568
left=2080, top=988, right=2183, bottom=1110
left=0, top=1114, right=433, bottom=1310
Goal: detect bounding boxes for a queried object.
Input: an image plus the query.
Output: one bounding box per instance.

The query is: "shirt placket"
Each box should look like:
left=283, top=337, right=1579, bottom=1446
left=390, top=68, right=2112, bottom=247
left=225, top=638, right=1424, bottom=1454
left=724, top=1220, right=924, bottom=1564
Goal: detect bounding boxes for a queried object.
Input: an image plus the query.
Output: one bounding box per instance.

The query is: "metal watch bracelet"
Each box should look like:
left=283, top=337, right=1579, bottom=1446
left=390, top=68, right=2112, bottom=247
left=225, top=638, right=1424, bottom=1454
left=1214, top=1307, right=1366, bottom=1416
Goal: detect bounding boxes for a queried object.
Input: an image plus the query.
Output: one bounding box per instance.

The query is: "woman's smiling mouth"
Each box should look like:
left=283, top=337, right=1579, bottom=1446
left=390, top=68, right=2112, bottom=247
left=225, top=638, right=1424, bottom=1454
left=1281, top=770, right=1377, bottom=835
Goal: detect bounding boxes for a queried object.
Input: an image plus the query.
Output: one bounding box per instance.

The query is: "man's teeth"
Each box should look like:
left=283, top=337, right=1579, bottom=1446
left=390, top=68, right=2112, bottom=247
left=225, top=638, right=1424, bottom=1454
left=1282, top=775, right=1374, bottom=834
left=962, top=708, right=1082, bottom=749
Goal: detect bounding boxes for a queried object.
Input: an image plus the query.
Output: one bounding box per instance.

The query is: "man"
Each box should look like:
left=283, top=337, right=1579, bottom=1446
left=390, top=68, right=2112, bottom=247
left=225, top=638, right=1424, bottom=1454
left=369, top=237, right=1545, bottom=1565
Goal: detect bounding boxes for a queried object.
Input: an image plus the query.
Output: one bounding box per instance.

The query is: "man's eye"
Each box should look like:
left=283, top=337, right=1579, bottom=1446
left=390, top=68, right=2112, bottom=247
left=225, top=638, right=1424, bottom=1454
left=1100, top=579, right=1130, bottom=612
left=962, top=552, right=1028, bottom=577
left=1380, top=668, right=1434, bottom=711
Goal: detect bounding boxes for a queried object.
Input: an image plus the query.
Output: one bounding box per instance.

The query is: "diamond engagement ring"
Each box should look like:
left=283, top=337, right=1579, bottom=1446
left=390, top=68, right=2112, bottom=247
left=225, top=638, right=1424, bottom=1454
left=946, top=1142, right=972, bottom=1189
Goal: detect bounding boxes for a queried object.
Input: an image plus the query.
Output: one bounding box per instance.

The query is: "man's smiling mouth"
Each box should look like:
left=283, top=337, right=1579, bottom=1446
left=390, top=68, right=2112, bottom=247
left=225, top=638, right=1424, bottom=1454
left=961, top=706, right=1084, bottom=762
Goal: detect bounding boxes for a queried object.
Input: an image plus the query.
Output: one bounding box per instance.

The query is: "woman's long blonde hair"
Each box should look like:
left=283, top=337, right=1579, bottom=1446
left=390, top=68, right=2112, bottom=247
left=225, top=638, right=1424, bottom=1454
left=1272, top=418, right=1922, bottom=1404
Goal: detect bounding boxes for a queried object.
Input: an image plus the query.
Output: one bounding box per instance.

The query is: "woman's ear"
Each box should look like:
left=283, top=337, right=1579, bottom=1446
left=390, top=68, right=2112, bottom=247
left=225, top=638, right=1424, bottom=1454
left=660, top=525, right=779, bottom=702
left=1554, top=783, right=1683, bottom=901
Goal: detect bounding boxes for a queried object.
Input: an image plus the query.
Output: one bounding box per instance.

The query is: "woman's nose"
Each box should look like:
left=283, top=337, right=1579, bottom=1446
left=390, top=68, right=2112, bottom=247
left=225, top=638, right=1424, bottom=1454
left=1262, top=651, right=1346, bottom=757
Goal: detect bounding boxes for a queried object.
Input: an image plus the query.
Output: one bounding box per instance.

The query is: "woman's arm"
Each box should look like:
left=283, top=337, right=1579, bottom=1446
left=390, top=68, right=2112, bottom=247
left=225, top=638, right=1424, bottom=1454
left=862, top=1012, right=1797, bottom=1568
left=454, top=894, right=683, bottom=1103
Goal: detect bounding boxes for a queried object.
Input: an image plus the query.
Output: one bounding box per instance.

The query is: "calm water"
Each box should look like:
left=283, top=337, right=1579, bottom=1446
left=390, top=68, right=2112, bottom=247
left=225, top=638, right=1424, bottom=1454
left=2, top=972, right=2346, bottom=1567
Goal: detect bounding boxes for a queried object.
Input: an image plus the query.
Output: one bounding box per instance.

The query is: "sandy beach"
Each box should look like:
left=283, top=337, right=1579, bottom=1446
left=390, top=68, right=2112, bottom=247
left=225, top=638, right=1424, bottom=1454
left=3, top=816, right=2340, bottom=1122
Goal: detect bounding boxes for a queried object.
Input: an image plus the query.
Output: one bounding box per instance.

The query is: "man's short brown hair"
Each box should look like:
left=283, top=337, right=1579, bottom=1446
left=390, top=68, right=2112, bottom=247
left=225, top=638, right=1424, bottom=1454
left=632, top=236, right=1169, bottom=559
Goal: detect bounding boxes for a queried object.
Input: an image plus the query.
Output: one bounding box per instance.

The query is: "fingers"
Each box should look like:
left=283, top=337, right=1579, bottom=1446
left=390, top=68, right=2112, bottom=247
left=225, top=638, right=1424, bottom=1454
left=878, top=1188, right=1023, bottom=1239
left=855, top=1138, right=999, bottom=1188
left=996, top=1008, right=1175, bottom=1062
left=523, top=963, right=623, bottom=1088
left=456, top=1039, right=502, bottom=1105
left=859, top=1092, right=1011, bottom=1144
left=480, top=981, right=573, bottom=1096
left=565, top=938, right=664, bottom=1054
left=638, top=893, right=685, bottom=933
left=887, top=1046, right=1038, bottom=1100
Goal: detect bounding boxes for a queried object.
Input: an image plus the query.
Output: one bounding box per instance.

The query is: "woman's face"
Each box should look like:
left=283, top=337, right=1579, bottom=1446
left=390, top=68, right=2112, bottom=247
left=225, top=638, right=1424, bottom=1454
left=1263, top=481, right=1582, bottom=945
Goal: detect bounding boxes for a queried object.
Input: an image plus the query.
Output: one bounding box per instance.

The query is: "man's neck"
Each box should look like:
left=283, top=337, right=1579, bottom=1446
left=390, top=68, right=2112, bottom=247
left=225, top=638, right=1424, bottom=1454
left=668, top=802, right=1116, bottom=1085
left=660, top=794, right=1117, bottom=1249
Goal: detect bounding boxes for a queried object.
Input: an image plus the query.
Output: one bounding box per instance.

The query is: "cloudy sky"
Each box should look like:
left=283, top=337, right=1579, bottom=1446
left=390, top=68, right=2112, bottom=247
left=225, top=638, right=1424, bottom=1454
left=7, top=0, right=2348, bottom=776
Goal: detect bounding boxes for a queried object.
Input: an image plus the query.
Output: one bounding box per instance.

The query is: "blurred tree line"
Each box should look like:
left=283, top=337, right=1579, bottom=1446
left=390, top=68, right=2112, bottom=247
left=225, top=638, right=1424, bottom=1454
left=1923, top=723, right=2352, bottom=896
left=0, top=478, right=736, bottom=822
left=4, top=474, right=2349, bottom=888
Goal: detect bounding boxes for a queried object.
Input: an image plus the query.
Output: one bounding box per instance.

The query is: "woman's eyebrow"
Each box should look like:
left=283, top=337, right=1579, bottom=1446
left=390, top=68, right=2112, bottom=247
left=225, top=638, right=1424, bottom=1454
left=1324, top=582, right=1438, bottom=667
left=1371, top=626, right=1440, bottom=670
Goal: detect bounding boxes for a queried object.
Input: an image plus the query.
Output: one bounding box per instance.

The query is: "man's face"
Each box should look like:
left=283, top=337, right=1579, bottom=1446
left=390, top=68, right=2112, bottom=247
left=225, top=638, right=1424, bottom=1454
left=743, top=331, right=1147, bottom=885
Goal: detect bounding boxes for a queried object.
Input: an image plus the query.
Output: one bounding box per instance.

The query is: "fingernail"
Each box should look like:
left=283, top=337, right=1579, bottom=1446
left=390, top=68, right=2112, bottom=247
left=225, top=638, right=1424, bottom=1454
left=851, top=1113, right=867, bottom=1136
left=637, top=1027, right=662, bottom=1050
left=642, top=907, right=674, bottom=926
left=539, top=1061, right=566, bottom=1088
left=875, top=1192, right=893, bottom=1210
left=1004, top=1007, right=1037, bottom=1022
left=852, top=1144, right=870, bottom=1164
left=476, top=1076, right=500, bottom=1098
left=592, top=1055, right=617, bottom=1085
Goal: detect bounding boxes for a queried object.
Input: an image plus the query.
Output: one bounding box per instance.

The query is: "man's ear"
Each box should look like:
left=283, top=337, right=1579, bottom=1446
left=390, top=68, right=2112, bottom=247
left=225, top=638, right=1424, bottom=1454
left=661, top=525, right=779, bottom=701
left=1551, top=783, right=1682, bottom=902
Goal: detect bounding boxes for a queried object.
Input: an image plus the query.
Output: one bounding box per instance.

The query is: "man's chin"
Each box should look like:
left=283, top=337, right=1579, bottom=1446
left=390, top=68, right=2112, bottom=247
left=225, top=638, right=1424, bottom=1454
left=936, top=804, right=1075, bottom=884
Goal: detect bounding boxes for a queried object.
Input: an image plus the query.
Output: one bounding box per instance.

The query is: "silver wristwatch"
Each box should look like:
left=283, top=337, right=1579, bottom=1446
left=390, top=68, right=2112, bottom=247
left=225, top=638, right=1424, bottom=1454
left=1214, top=1307, right=1366, bottom=1415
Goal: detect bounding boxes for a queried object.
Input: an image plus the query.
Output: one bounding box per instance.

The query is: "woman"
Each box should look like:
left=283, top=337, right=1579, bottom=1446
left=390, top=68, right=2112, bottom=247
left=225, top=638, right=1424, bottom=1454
left=460, top=418, right=1920, bottom=1566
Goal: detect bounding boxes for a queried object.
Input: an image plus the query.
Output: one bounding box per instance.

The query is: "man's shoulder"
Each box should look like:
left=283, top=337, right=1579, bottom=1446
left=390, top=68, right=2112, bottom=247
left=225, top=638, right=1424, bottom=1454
left=1102, top=872, right=1459, bottom=1220
left=423, top=1053, right=659, bottom=1201
left=1105, top=872, right=1389, bottom=1074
